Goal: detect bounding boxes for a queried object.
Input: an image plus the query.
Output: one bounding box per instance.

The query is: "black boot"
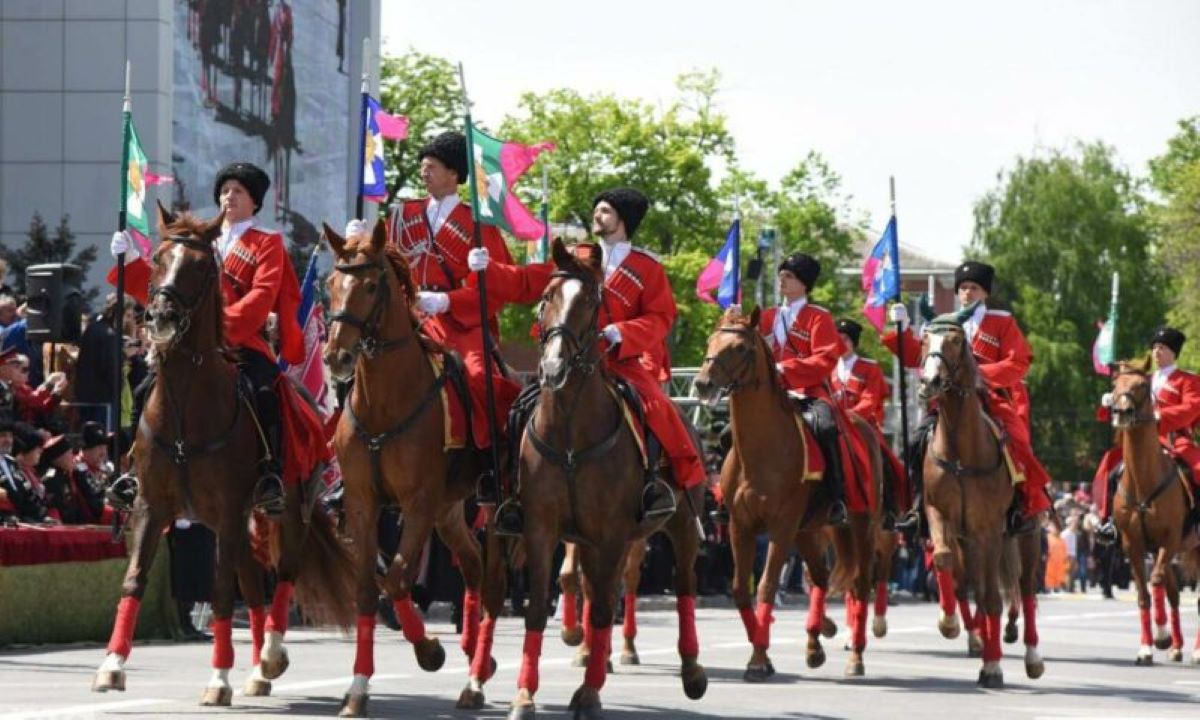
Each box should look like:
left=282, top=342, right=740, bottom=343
left=476, top=468, right=499, bottom=506
left=250, top=387, right=285, bottom=518
left=810, top=402, right=849, bottom=528
left=1095, top=519, right=1118, bottom=546
left=1005, top=491, right=1035, bottom=535
left=106, top=472, right=140, bottom=510
left=641, top=477, right=677, bottom=523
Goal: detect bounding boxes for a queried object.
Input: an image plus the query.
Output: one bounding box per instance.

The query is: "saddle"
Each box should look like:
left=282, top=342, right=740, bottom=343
left=1106, top=456, right=1198, bottom=516
left=784, top=394, right=833, bottom=483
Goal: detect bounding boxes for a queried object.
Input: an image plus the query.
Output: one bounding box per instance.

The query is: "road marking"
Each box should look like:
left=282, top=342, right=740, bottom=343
left=0, top=698, right=170, bottom=719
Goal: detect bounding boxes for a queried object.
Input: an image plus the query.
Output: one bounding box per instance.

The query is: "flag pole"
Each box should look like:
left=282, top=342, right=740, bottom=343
left=355, top=37, right=370, bottom=220
left=539, top=163, right=550, bottom=262
left=113, top=59, right=131, bottom=471
left=457, top=62, right=503, bottom=506
left=889, top=176, right=912, bottom=517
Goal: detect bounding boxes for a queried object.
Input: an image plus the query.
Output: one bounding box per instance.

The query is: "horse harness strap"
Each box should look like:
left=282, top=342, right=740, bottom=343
left=330, top=258, right=412, bottom=359
left=347, top=371, right=448, bottom=502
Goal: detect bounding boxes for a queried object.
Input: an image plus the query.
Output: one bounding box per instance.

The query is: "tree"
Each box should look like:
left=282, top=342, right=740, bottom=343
left=7, top=212, right=99, bottom=303
left=969, top=142, right=1166, bottom=487
left=1148, top=117, right=1200, bottom=368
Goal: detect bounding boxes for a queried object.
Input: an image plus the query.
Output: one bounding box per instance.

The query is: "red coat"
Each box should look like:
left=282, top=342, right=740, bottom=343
left=759, top=302, right=840, bottom=401
left=387, top=199, right=516, bottom=448
left=831, top=356, right=888, bottom=429
left=483, top=245, right=703, bottom=488
left=220, top=227, right=304, bottom=365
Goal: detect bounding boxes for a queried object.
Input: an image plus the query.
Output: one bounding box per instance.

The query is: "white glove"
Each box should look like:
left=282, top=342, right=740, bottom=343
left=416, top=291, right=449, bottom=315
left=1100, top=392, right=1114, bottom=408
left=602, top=324, right=622, bottom=345
left=889, top=303, right=909, bottom=327
left=110, top=231, right=133, bottom=259
left=467, top=247, right=490, bottom=272
left=344, top=219, right=369, bottom=237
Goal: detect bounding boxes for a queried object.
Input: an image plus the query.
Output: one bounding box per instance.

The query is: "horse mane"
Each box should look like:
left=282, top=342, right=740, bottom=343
left=719, top=306, right=792, bottom=413
left=161, top=211, right=227, bottom=351
left=342, top=233, right=445, bottom=356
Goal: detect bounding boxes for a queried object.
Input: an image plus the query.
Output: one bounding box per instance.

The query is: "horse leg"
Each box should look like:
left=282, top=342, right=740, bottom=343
left=559, top=543, right=584, bottom=646
left=1151, top=548, right=1171, bottom=650
left=508, top=520, right=553, bottom=720
left=93, top=500, right=170, bottom=692
left=260, top=485, right=305, bottom=681
left=201, top=516, right=243, bottom=706
left=960, top=592, right=982, bottom=658
left=619, top=540, right=645, bottom=666
left=1014, top=530, right=1043, bottom=679
left=460, top=520, right=510, bottom=710
left=235, top=543, right=270, bottom=697
left=569, top=543, right=621, bottom=720
left=728, top=511, right=763, bottom=675
left=977, top=533, right=1005, bottom=689
left=665, top=486, right=707, bottom=700
left=744, top=535, right=788, bottom=682
left=340, top=495, right=380, bottom=718
left=436, top=506, right=494, bottom=709
left=1125, top=536, right=1154, bottom=664
left=796, top=531, right=830, bottom=669
left=1167, top=563, right=1184, bottom=662
left=383, top=511, right=445, bottom=672
left=926, top=505, right=961, bottom=639
left=872, top=532, right=894, bottom=639
left=841, top=518, right=872, bottom=676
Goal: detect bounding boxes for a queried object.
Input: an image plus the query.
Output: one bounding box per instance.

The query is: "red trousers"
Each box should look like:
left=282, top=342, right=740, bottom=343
left=987, top=395, right=1052, bottom=516
left=421, top=317, right=519, bottom=450
left=611, top=358, right=704, bottom=489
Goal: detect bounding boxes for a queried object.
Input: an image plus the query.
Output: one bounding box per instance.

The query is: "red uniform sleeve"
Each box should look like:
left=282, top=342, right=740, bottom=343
left=609, top=260, right=676, bottom=362
left=777, top=310, right=839, bottom=390
left=1158, top=372, right=1200, bottom=435
left=223, top=234, right=285, bottom=348
left=882, top=328, right=922, bottom=369
left=850, top=362, right=888, bottom=426
left=977, top=316, right=1032, bottom=390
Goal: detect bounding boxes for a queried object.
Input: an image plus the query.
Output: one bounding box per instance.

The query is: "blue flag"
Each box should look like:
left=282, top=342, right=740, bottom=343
left=696, top=218, right=741, bottom=309
left=861, top=216, right=900, bottom=330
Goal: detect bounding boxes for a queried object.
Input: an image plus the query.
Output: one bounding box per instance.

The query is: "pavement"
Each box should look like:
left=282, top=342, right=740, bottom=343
left=2, top=590, right=1199, bottom=719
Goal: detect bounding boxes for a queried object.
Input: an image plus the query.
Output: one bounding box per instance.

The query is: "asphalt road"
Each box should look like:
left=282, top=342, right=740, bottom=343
left=3, top=591, right=1199, bottom=719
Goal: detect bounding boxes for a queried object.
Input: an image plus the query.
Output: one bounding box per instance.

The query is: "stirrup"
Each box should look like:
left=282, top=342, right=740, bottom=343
left=641, top=478, right=676, bottom=522
left=894, top=509, right=921, bottom=532
left=494, top=499, right=524, bottom=537
left=1095, top=520, right=1118, bottom=546
left=475, top=469, right=499, bottom=507
left=106, top=473, right=139, bottom=511
left=827, top=500, right=849, bottom=528
left=710, top=505, right=730, bottom=526
left=1005, top=507, right=1035, bottom=535
left=253, top=472, right=285, bottom=518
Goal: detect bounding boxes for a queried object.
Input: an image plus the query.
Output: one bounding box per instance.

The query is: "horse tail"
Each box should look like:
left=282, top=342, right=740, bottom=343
left=826, top=527, right=853, bottom=597
left=999, top=535, right=1020, bottom=597
left=270, top=510, right=356, bottom=631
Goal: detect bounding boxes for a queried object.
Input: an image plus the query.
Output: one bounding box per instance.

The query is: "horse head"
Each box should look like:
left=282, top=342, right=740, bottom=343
left=322, top=218, right=415, bottom=381
left=1110, top=354, right=1155, bottom=429
left=694, top=305, right=764, bottom=406
left=917, top=302, right=980, bottom=402
left=145, top=201, right=224, bottom=351
left=537, top=237, right=603, bottom=391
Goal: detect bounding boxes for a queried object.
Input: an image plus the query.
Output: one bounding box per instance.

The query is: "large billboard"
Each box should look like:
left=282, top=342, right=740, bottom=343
left=172, top=0, right=352, bottom=247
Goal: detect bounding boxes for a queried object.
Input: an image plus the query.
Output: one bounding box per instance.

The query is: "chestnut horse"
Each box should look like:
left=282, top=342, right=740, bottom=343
left=694, top=306, right=884, bottom=678
left=323, top=220, right=499, bottom=716
left=505, top=240, right=707, bottom=720
left=92, top=205, right=354, bottom=705
left=1108, top=357, right=1196, bottom=664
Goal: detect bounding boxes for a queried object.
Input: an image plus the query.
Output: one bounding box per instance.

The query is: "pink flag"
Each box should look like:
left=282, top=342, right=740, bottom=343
left=375, top=108, right=409, bottom=140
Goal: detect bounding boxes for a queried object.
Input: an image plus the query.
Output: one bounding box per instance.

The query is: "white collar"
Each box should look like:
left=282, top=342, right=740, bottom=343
left=600, top=239, right=631, bottom=279
left=837, top=353, right=858, bottom=382
left=773, top=296, right=808, bottom=346
left=426, top=194, right=460, bottom=234
left=1153, top=365, right=1176, bottom=392
left=963, top=303, right=986, bottom=339
left=218, top=218, right=255, bottom=258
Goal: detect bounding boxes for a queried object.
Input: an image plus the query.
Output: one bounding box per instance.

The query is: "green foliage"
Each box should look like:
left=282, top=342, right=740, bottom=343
left=7, top=213, right=98, bottom=303
left=969, top=142, right=1165, bottom=486
left=378, top=50, right=464, bottom=202
left=662, top=251, right=725, bottom=366
left=1148, top=117, right=1200, bottom=369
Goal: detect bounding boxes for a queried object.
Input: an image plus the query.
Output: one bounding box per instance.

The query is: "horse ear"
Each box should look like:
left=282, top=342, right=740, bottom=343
left=156, top=199, right=176, bottom=233
left=584, top=243, right=602, bottom=274
left=322, top=222, right=347, bottom=259
left=551, top=237, right=572, bottom=269
left=1138, top=353, right=1153, bottom=374
left=749, top=305, right=761, bottom=328
left=370, top=217, right=387, bottom=254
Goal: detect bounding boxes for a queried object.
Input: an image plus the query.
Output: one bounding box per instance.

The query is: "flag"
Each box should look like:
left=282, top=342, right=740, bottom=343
left=862, top=216, right=901, bottom=331
left=361, top=95, right=408, bottom=203
left=1092, top=272, right=1119, bottom=375
left=106, top=115, right=154, bottom=304
left=696, top=218, right=741, bottom=308
left=283, top=249, right=333, bottom=416
left=467, top=122, right=555, bottom=240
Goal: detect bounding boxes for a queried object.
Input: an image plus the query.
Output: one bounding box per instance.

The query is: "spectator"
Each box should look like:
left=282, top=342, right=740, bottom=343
left=0, top=257, right=14, bottom=299
left=74, top=294, right=138, bottom=431
left=6, top=422, right=56, bottom=523
left=0, top=350, right=66, bottom=428
left=1045, top=523, right=1068, bottom=592
left=0, top=413, right=20, bottom=521
left=1061, top=513, right=1079, bottom=592
left=43, top=433, right=107, bottom=525
left=0, top=294, right=41, bottom=387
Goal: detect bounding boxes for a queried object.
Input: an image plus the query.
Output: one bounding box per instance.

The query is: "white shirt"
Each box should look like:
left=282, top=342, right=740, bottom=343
left=773, top=296, right=808, bottom=348
left=600, top=239, right=631, bottom=280
left=1152, top=364, right=1176, bottom=397
left=963, top=303, right=987, bottom=343
left=836, top=353, right=858, bottom=385
left=217, top=218, right=254, bottom=260
left=426, top=194, right=460, bottom=235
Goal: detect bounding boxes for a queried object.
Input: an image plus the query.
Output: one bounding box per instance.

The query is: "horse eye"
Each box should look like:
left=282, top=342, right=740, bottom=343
left=365, top=282, right=377, bottom=294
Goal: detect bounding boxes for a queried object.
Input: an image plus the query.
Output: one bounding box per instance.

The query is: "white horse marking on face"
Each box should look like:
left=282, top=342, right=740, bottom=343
left=543, top=278, right=582, bottom=367
left=922, top=332, right=945, bottom=383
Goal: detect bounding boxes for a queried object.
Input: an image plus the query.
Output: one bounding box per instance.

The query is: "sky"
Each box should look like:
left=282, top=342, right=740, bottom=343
left=382, top=0, right=1199, bottom=263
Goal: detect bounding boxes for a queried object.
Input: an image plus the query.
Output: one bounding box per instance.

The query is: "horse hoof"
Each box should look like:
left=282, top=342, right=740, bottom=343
left=200, top=686, right=233, bottom=706
left=977, top=669, right=1004, bottom=689
left=1192, top=649, right=1200, bottom=665
left=938, top=616, right=961, bottom=640
left=507, top=704, right=536, bottom=720
left=339, top=693, right=369, bottom=718
left=92, top=670, right=126, bottom=693
left=1135, top=654, right=1154, bottom=666
left=619, top=650, right=640, bottom=666
left=243, top=678, right=272, bottom=696
left=821, top=616, right=837, bottom=638
left=1154, top=631, right=1172, bottom=651
left=743, top=663, right=772, bottom=683
left=845, top=659, right=865, bottom=677
left=681, top=662, right=708, bottom=700
left=765, top=660, right=776, bottom=677
left=967, top=631, right=983, bottom=658
left=562, top=625, right=584, bottom=647
left=568, top=687, right=603, bottom=719
left=1004, top=621, right=1018, bottom=644
left=415, top=637, right=446, bottom=672
left=872, top=615, right=887, bottom=638
left=259, top=648, right=290, bottom=680
left=806, top=648, right=826, bottom=669
left=456, top=686, right=486, bottom=710
left=1168, top=648, right=1183, bottom=663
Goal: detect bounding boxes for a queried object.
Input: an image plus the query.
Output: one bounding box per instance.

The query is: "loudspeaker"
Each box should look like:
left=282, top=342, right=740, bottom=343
left=25, top=263, right=84, bottom=343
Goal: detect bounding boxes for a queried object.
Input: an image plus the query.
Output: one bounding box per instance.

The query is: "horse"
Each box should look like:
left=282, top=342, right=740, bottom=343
left=694, top=306, right=884, bottom=678
left=92, top=204, right=354, bottom=705
left=1107, top=357, right=1195, bottom=664
left=916, top=308, right=1020, bottom=688
left=322, top=219, right=500, bottom=716
left=505, top=239, right=708, bottom=720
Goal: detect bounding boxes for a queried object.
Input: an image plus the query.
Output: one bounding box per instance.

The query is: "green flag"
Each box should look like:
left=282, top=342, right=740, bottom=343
left=465, top=122, right=554, bottom=240
left=123, top=117, right=151, bottom=239
left=1093, top=272, right=1119, bottom=374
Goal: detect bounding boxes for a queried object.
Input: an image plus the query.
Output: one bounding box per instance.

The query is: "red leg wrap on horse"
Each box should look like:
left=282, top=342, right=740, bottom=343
left=393, top=597, right=427, bottom=644
left=957, top=597, right=974, bottom=631
left=935, top=569, right=956, bottom=618
left=623, top=592, right=637, bottom=641
left=461, top=589, right=481, bottom=658
left=561, top=590, right=578, bottom=632
left=469, top=617, right=496, bottom=681
left=584, top=626, right=612, bottom=690
left=1152, top=585, right=1167, bottom=627
left=106, top=596, right=141, bottom=658
left=266, top=580, right=294, bottom=634
left=738, top=606, right=758, bottom=643
left=1139, top=607, right=1153, bottom=646
left=805, top=586, right=827, bottom=635
left=752, top=602, right=774, bottom=650
left=353, top=614, right=376, bottom=677
left=676, top=595, right=699, bottom=658
left=873, top=581, right=888, bottom=618
left=249, top=605, right=267, bottom=666
left=1170, top=606, right=1183, bottom=648
left=211, top=618, right=234, bottom=669
left=1021, top=594, right=1038, bottom=647
left=518, top=630, right=544, bottom=694
left=983, top=614, right=1002, bottom=663
left=851, top=596, right=868, bottom=652
left=583, top=599, right=593, bottom=647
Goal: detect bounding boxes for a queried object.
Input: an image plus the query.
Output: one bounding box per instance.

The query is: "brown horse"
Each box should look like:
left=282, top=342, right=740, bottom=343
left=917, top=310, right=1017, bottom=688
left=694, top=306, right=883, bottom=678
left=323, top=220, right=499, bottom=716
left=92, top=204, right=354, bottom=705
left=506, top=239, right=707, bottom=720
left=1108, top=357, right=1194, bottom=664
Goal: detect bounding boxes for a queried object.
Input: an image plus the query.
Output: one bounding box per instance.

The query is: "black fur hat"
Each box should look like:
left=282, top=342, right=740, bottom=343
left=213, top=162, right=271, bottom=214
left=418, top=131, right=469, bottom=184
left=837, top=319, right=863, bottom=347
left=954, top=261, right=994, bottom=294
left=593, top=187, right=649, bottom=238
left=779, top=252, right=820, bottom=291
left=1151, top=326, right=1186, bottom=356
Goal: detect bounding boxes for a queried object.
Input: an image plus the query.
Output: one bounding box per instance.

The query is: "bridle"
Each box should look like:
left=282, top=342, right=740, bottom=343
left=919, top=325, right=971, bottom=400
left=329, top=256, right=411, bottom=360
left=701, top=325, right=763, bottom=396
left=1110, top=370, right=1156, bottom=428
left=147, top=235, right=219, bottom=348
left=537, top=271, right=602, bottom=391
